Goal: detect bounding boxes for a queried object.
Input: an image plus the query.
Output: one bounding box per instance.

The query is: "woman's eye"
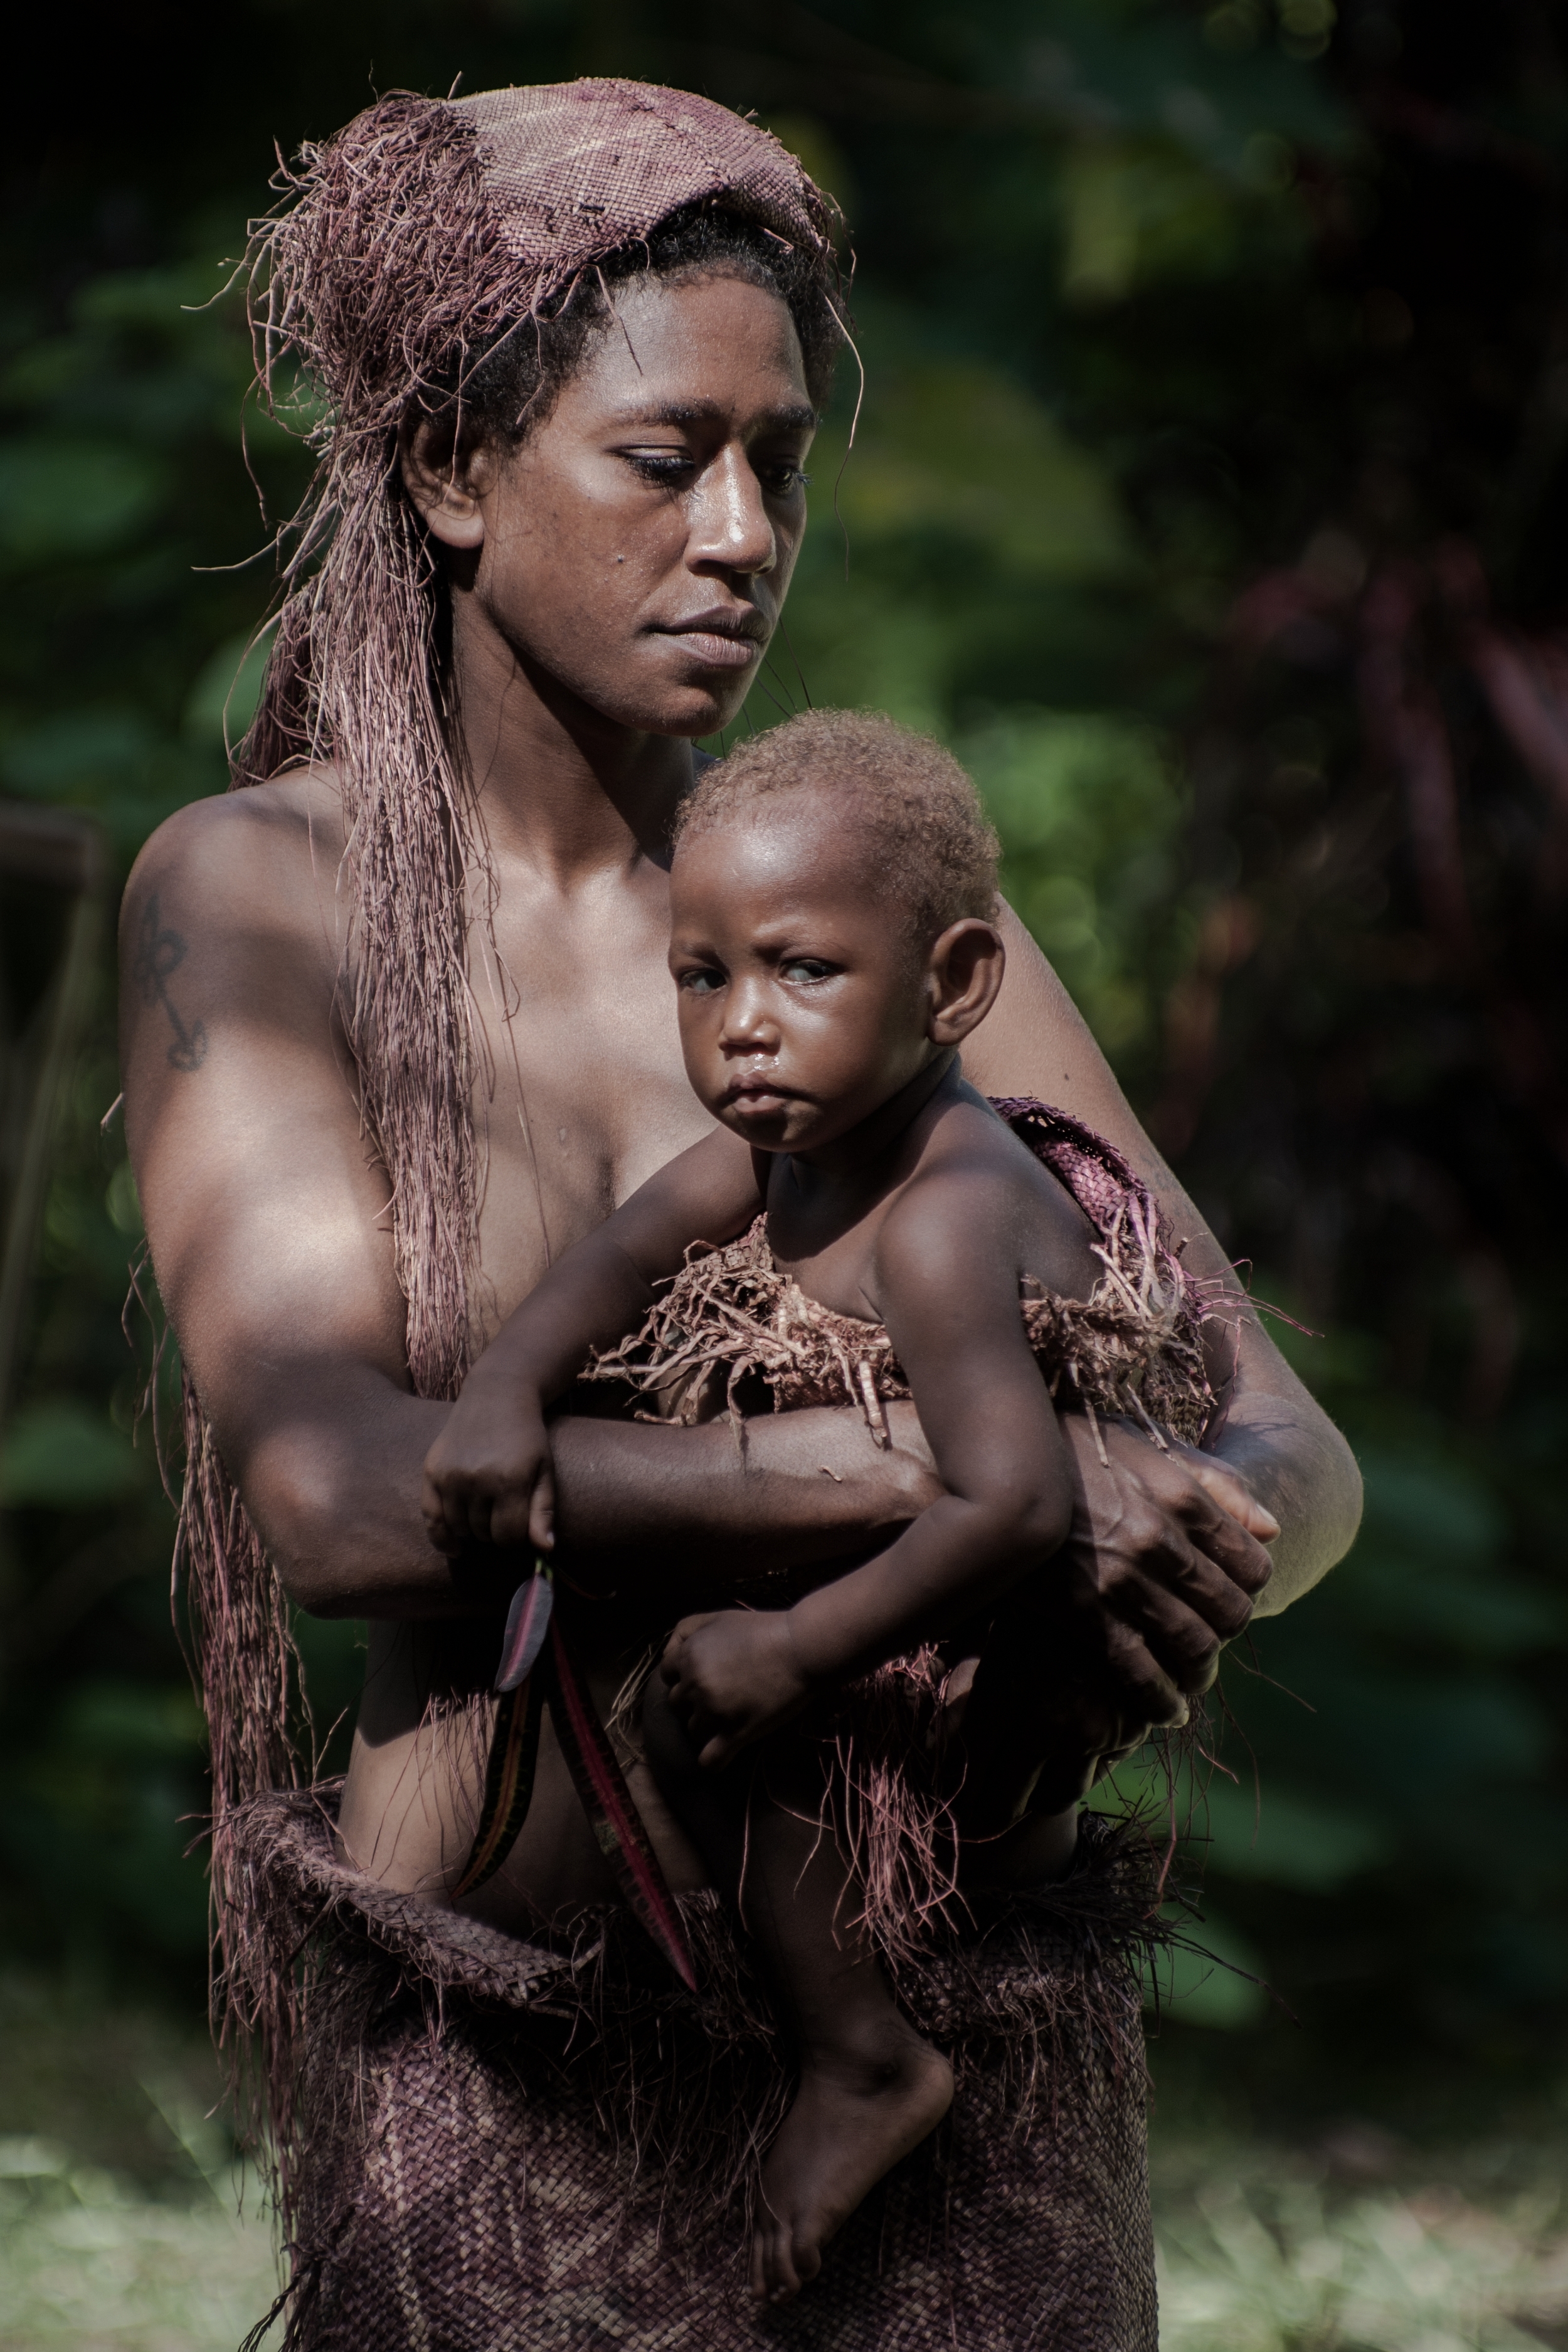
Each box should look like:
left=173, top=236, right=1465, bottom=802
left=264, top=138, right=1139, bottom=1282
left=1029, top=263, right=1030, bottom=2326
left=627, top=452, right=694, bottom=486
left=780, top=958, right=834, bottom=983
left=762, top=464, right=811, bottom=495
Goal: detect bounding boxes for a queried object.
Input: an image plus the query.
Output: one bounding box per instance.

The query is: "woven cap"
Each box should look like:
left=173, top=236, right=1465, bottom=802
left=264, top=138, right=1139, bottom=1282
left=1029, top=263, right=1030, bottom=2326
left=455, top=79, right=832, bottom=277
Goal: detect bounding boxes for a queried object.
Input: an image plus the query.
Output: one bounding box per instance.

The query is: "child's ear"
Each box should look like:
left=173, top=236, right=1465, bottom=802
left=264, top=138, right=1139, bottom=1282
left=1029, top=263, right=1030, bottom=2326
left=926, top=919, right=1006, bottom=1045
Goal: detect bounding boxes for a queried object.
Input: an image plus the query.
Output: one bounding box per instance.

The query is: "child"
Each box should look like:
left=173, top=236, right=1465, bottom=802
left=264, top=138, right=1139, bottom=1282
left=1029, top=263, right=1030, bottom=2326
left=422, top=709, right=1216, bottom=2304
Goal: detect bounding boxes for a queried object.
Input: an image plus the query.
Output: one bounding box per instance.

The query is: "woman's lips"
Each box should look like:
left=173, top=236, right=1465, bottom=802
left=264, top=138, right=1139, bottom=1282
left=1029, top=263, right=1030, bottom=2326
left=665, top=628, right=760, bottom=670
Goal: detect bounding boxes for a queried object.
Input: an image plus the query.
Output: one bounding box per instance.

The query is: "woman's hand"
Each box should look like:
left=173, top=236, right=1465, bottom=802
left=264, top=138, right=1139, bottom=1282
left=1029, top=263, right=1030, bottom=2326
left=421, top=1385, right=556, bottom=1556
left=1059, top=1416, right=1276, bottom=1722
left=877, top=1401, right=1274, bottom=1720
left=660, top=1609, right=812, bottom=1768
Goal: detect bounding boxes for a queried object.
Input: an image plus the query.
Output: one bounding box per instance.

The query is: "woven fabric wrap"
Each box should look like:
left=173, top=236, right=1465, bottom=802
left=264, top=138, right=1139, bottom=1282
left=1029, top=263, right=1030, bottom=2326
left=458, top=81, right=833, bottom=272
left=235, top=1789, right=1158, bottom=2352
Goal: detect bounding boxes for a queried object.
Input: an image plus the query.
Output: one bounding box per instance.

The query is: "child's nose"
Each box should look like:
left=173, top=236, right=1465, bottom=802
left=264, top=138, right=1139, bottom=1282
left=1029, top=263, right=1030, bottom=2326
left=719, top=980, right=780, bottom=1050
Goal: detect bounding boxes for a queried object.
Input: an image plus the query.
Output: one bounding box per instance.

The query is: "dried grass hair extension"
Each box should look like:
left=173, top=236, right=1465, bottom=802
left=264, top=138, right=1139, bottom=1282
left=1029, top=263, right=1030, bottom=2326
left=235, top=90, right=845, bottom=1407
left=166, top=80, right=846, bottom=2039
left=672, top=706, right=1001, bottom=955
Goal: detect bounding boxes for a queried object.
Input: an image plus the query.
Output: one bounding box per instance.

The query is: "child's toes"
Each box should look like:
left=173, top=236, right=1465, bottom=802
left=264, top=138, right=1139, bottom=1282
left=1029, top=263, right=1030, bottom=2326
left=754, top=2217, right=802, bottom=2304
left=788, top=2229, right=824, bottom=2294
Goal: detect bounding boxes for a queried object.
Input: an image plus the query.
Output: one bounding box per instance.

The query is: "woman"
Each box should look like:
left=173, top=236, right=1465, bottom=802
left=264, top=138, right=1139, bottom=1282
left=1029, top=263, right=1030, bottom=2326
left=122, top=80, right=1359, bottom=2351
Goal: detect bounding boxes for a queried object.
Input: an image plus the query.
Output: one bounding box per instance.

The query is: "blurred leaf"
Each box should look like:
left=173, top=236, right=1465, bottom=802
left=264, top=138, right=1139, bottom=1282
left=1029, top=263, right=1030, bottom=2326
left=841, top=356, right=1131, bottom=577
left=0, top=1401, right=140, bottom=1507
left=183, top=628, right=272, bottom=748
left=1152, top=1908, right=1270, bottom=2028
left=58, top=1681, right=204, bottom=1760
left=1200, top=1779, right=1391, bottom=1893
left=0, top=440, right=166, bottom=562
left=2, top=710, right=155, bottom=798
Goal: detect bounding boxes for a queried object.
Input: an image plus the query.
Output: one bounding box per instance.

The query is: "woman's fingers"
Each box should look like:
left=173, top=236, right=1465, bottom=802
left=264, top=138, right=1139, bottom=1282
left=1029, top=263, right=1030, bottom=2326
left=1099, top=1616, right=1190, bottom=1728
left=1143, top=1523, right=1260, bottom=1640
left=420, top=1467, right=458, bottom=1553
left=1182, top=1454, right=1280, bottom=1543
left=1169, top=1473, right=1276, bottom=1591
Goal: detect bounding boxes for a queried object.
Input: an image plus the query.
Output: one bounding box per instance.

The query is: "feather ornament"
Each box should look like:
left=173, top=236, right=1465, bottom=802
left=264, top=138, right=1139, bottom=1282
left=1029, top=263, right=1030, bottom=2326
left=496, top=1559, right=554, bottom=1693
left=546, top=1615, right=698, bottom=1991
left=450, top=1668, right=545, bottom=1900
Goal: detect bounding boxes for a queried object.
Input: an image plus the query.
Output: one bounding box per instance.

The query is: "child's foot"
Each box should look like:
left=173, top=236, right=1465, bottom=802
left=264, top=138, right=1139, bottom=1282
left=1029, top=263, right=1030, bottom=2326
left=749, top=2020, right=953, bottom=2304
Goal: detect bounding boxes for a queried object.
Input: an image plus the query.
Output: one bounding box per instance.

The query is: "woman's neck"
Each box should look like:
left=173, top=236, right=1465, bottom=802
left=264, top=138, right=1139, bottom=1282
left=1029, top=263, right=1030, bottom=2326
left=450, top=596, right=696, bottom=886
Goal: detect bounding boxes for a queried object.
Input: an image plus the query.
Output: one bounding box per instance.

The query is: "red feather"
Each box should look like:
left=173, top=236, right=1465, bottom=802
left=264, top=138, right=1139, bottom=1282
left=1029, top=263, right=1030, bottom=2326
left=546, top=1616, right=697, bottom=1991
left=495, top=1560, right=554, bottom=1693
left=450, top=1669, right=544, bottom=1899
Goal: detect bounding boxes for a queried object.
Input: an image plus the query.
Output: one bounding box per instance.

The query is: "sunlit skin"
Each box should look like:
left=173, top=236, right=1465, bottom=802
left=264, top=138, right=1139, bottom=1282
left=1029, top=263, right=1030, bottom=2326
left=120, top=265, right=1358, bottom=1954
left=425, top=787, right=1137, bottom=2297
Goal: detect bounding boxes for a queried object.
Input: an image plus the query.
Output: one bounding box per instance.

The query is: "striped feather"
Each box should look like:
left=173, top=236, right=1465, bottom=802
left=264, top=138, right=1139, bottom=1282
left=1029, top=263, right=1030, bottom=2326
left=546, top=1615, right=697, bottom=1991
left=495, top=1560, right=554, bottom=1693
left=450, top=1669, right=544, bottom=1900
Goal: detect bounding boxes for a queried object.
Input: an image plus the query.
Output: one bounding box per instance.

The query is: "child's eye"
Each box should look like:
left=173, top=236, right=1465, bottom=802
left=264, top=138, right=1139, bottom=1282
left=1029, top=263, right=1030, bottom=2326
left=678, top=966, right=724, bottom=993
left=780, top=958, right=834, bottom=983
left=761, top=462, right=812, bottom=495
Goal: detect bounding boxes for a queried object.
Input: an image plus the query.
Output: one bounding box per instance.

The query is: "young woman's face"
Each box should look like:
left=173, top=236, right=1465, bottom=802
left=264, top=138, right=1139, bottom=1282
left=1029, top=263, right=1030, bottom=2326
left=669, top=797, right=939, bottom=1155
left=448, top=272, right=817, bottom=739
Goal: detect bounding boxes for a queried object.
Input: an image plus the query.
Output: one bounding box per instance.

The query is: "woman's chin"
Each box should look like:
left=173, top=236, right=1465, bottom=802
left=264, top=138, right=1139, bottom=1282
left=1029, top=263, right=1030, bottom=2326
left=644, top=683, right=756, bottom=740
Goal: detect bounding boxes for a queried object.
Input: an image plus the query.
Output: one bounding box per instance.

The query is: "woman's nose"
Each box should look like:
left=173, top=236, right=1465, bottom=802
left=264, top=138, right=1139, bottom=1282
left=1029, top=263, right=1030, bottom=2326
left=688, top=445, right=776, bottom=579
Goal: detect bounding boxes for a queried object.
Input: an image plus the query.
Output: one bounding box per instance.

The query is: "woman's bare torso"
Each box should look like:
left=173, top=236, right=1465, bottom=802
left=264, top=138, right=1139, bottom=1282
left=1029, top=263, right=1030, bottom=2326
left=127, top=765, right=1262, bottom=1943
left=332, top=802, right=731, bottom=1929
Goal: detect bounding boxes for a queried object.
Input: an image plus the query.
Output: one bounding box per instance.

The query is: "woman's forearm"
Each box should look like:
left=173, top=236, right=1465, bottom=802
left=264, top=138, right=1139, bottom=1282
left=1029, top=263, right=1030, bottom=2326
left=1205, top=1340, right=1363, bottom=1614
left=250, top=1367, right=938, bottom=1619
left=551, top=1405, right=940, bottom=1582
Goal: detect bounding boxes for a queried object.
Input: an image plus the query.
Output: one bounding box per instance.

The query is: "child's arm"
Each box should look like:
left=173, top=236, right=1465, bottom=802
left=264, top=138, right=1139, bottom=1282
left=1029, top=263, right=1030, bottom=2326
left=662, top=1163, right=1074, bottom=1764
left=421, top=1126, right=765, bottom=1555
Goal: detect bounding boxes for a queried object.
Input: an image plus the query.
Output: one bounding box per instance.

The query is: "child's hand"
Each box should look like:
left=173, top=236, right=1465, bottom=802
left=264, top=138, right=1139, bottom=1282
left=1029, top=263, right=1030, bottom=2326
left=660, top=1610, right=812, bottom=1768
left=421, top=1388, right=555, bottom=1556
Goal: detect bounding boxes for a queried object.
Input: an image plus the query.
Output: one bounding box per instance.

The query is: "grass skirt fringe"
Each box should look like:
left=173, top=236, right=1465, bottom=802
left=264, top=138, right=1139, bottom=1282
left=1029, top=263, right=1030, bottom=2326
left=231, top=1784, right=1161, bottom=2352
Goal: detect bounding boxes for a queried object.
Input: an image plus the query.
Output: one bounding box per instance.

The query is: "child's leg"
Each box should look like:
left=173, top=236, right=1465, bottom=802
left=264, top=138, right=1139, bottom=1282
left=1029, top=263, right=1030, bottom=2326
left=941, top=1573, right=1117, bottom=1880
left=642, top=1677, right=953, bottom=2304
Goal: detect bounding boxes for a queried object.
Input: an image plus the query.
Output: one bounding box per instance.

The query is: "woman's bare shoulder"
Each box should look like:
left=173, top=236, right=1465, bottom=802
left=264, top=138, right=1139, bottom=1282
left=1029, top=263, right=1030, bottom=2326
left=123, top=765, right=348, bottom=953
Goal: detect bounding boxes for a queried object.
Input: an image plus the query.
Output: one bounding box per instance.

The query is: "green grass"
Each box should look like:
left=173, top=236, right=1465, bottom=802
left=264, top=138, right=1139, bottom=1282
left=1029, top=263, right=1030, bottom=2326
left=1152, top=2135, right=1568, bottom=2351
left=2, top=1972, right=1565, bottom=2351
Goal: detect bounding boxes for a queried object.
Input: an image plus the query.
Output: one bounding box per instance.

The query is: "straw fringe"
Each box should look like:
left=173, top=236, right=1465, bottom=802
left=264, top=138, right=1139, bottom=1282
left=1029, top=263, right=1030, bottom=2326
left=588, top=1101, right=1221, bottom=1450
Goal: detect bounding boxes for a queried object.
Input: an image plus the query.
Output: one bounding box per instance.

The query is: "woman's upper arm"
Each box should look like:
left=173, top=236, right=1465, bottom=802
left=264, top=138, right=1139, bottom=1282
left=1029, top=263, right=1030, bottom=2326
left=122, top=788, right=413, bottom=1547
left=965, top=903, right=1362, bottom=1596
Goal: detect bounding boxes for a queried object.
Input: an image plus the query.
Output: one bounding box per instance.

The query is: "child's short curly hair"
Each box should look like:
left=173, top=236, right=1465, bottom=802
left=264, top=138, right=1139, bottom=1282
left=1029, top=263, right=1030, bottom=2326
left=673, top=709, right=1000, bottom=953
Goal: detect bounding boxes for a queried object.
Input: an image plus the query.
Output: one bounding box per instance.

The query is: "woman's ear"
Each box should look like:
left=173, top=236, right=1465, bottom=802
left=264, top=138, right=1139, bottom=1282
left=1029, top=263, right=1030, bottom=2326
left=398, top=411, right=500, bottom=551
left=926, top=918, right=1006, bottom=1046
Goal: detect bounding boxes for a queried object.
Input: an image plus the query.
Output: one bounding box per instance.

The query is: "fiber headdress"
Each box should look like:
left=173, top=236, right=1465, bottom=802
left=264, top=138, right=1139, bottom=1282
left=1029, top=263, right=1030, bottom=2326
left=180, top=86, right=842, bottom=2070
left=241, top=79, right=840, bottom=1401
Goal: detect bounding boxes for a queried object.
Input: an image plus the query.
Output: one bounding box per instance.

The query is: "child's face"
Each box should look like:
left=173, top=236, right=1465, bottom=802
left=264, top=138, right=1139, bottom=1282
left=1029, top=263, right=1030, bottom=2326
left=668, top=795, right=943, bottom=1155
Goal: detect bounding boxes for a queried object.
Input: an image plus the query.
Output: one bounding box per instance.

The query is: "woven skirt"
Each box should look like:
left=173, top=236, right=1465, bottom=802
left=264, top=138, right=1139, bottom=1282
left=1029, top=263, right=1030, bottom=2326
left=231, top=1789, right=1159, bottom=2352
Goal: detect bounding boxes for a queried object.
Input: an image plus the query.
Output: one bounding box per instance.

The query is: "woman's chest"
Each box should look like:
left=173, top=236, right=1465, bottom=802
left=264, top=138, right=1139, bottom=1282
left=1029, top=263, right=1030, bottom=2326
left=466, top=890, right=714, bottom=1332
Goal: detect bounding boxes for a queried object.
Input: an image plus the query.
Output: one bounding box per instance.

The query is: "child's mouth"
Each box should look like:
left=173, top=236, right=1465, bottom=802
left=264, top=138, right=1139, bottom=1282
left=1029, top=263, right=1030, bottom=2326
left=724, top=1080, right=793, bottom=1116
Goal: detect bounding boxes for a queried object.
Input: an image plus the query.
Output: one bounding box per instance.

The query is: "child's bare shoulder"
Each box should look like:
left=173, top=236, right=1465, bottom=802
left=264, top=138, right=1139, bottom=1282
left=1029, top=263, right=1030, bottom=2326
left=884, top=1089, right=1099, bottom=1298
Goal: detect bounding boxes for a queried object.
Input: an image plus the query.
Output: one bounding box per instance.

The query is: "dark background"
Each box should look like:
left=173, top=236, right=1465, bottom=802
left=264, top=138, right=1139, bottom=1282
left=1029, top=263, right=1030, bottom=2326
left=1, top=0, right=1565, bottom=2163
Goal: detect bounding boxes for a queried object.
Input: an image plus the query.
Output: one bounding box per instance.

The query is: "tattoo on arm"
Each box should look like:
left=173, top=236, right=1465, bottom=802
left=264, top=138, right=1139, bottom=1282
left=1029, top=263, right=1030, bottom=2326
left=133, top=894, right=208, bottom=1071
